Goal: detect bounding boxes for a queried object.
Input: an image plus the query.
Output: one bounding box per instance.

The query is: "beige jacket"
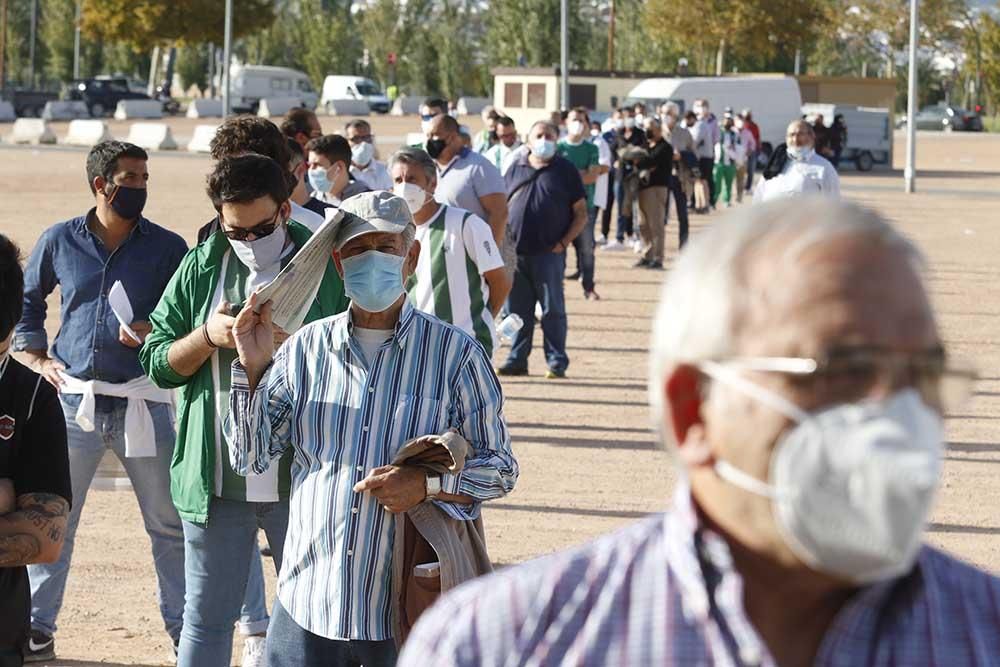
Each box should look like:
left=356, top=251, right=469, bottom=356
left=391, top=432, right=493, bottom=646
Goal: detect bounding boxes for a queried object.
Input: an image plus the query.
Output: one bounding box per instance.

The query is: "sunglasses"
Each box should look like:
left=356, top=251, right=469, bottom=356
left=220, top=210, right=282, bottom=241
left=420, top=113, right=436, bottom=122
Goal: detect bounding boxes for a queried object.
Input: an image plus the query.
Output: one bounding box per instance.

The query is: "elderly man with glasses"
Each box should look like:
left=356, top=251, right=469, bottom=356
left=140, top=154, right=349, bottom=667
left=399, top=198, right=994, bottom=667
left=346, top=119, right=392, bottom=191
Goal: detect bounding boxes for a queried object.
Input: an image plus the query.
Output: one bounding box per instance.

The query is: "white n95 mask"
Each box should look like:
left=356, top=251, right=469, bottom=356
left=700, top=360, right=943, bottom=584
left=392, top=182, right=428, bottom=214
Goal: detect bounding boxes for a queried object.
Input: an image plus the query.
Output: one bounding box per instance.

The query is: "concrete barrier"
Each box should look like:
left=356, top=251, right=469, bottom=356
left=0, top=102, right=15, bottom=122
left=457, top=97, right=491, bottom=116
left=257, top=97, right=303, bottom=118
left=126, top=123, right=178, bottom=150
left=187, top=124, right=219, bottom=153
left=114, top=99, right=164, bottom=120
left=324, top=99, right=370, bottom=116
left=186, top=99, right=224, bottom=118
left=7, top=118, right=56, bottom=144
left=64, top=119, right=114, bottom=146
left=390, top=97, right=423, bottom=116
left=405, top=132, right=427, bottom=148
left=42, top=101, right=90, bottom=121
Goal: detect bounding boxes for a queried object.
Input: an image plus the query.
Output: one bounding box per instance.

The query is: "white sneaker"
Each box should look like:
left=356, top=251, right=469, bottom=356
left=632, top=239, right=644, bottom=254
left=595, top=233, right=607, bottom=245
left=242, top=635, right=267, bottom=667
left=601, top=240, right=625, bottom=251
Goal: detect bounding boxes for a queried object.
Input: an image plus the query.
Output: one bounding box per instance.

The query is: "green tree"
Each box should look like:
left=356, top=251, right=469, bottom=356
left=297, top=0, right=359, bottom=91
left=177, top=44, right=209, bottom=91
left=41, top=0, right=76, bottom=84
left=974, top=11, right=1000, bottom=112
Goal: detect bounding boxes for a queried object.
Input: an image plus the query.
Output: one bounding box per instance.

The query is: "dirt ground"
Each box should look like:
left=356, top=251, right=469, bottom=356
left=1, top=121, right=999, bottom=666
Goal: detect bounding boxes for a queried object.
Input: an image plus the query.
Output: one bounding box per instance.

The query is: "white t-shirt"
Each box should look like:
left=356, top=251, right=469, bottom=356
left=352, top=327, right=395, bottom=368
left=753, top=150, right=841, bottom=204
left=590, top=135, right=613, bottom=210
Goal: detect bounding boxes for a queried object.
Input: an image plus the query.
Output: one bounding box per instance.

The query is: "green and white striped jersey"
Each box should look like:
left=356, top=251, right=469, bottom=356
left=407, top=205, right=504, bottom=356
left=210, top=249, right=293, bottom=502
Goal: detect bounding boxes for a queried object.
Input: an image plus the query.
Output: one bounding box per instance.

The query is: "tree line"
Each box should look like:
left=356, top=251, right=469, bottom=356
left=1, top=0, right=997, bottom=113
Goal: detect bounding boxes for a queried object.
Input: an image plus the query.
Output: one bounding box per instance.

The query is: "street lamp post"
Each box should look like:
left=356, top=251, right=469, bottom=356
left=904, top=0, right=919, bottom=194
left=73, top=0, right=81, bottom=79
left=560, top=0, right=568, bottom=111
left=222, top=0, right=233, bottom=117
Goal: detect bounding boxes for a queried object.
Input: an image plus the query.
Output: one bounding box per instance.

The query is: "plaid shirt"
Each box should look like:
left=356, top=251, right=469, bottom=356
left=400, top=482, right=1000, bottom=666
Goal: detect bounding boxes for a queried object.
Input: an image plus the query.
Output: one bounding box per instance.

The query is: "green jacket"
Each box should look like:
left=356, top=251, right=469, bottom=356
left=139, top=222, right=349, bottom=524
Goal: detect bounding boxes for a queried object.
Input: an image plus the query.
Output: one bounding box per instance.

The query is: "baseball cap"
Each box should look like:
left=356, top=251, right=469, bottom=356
left=329, top=191, right=415, bottom=250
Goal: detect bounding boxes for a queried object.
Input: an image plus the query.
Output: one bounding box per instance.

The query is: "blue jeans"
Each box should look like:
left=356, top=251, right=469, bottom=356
left=504, top=253, right=569, bottom=373
left=267, top=599, right=397, bottom=667
left=29, top=399, right=185, bottom=643
left=571, top=207, right=597, bottom=292
left=667, top=175, right=689, bottom=248
left=177, top=497, right=289, bottom=667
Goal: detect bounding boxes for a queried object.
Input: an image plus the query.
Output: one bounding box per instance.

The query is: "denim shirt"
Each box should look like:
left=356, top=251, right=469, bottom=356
left=14, top=209, right=187, bottom=409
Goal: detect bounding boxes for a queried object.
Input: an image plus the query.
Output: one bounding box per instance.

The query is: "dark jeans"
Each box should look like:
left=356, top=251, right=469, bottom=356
left=267, top=599, right=397, bottom=667
left=600, top=168, right=615, bottom=238
left=665, top=175, right=689, bottom=248
left=746, top=150, right=757, bottom=190
left=572, top=207, right=598, bottom=291
left=615, top=170, right=635, bottom=242
left=504, top=253, right=569, bottom=374
left=698, top=157, right=716, bottom=205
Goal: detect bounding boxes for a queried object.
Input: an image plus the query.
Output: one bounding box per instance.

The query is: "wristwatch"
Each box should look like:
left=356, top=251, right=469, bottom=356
left=424, top=473, right=442, bottom=500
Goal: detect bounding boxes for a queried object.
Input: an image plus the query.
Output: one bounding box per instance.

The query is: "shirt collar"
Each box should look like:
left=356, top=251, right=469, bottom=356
left=337, top=299, right=417, bottom=351
left=76, top=208, right=151, bottom=235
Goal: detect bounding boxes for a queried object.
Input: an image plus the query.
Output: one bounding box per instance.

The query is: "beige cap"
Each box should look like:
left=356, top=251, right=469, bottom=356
left=331, top=191, right=414, bottom=250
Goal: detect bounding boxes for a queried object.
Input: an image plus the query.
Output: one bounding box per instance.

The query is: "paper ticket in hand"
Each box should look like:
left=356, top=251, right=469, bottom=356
left=108, top=280, right=142, bottom=344
left=254, top=209, right=345, bottom=332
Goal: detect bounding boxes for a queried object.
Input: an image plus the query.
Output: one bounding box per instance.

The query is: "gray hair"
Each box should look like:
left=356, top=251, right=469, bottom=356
left=388, top=147, right=437, bottom=186
left=648, top=198, right=925, bottom=422
left=529, top=120, right=559, bottom=137
left=661, top=102, right=680, bottom=117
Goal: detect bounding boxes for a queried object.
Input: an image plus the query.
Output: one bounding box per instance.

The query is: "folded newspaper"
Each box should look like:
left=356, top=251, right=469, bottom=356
left=253, top=208, right=345, bottom=332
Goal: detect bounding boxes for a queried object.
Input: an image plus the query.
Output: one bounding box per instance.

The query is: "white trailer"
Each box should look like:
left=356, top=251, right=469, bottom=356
left=802, top=103, right=892, bottom=172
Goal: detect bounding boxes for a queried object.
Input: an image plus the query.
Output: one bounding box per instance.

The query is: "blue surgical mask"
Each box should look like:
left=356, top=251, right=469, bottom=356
left=341, top=249, right=406, bottom=313
left=308, top=166, right=336, bottom=193
left=532, top=138, right=556, bottom=161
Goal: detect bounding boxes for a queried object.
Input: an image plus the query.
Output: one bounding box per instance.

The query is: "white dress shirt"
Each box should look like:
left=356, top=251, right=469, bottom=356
left=754, top=149, right=841, bottom=203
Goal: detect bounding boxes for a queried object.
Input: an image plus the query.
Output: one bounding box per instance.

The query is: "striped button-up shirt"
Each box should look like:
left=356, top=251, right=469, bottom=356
left=226, top=301, right=518, bottom=641
left=400, top=482, right=1000, bottom=666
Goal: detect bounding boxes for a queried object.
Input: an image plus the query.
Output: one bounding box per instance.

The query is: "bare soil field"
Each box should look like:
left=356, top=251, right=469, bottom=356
left=1, top=123, right=998, bottom=666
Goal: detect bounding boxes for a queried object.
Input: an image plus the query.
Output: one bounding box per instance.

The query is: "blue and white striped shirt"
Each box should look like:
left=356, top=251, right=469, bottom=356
left=225, top=301, right=518, bottom=641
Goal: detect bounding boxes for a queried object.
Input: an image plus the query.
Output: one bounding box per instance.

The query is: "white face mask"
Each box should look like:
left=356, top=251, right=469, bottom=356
left=699, top=361, right=943, bottom=584
left=787, top=145, right=815, bottom=162
left=393, top=182, right=429, bottom=215
left=351, top=142, right=375, bottom=167
left=228, top=224, right=288, bottom=273
left=567, top=120, right=586, bottom=138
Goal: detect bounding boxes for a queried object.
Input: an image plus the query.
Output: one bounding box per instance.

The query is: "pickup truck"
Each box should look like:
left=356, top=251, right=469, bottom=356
left=65, top=78, right=153, bottom=117
left=1, top=89, right=59, bottom=117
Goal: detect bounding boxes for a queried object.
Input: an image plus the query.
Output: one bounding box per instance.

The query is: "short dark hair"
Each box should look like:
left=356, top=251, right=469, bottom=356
left=280, top=107, right=317, bottom=139
left=344, top=119, right=371, bottom=134
left=206, top=154, right=294, bottom=212
left=210, top=115, right=292, bottom=167
left=435, top=114, right=460, bottom=134
left=570, top=106, right=590, bottom=124
left=286, top=137, right=305, bottom=165
left=496, top=116, right=515, bottom=129
left=0, top=234, right=23, bottom=341
left=422, top=97, right=448, bottom=114
left=684, top=110, right=697, bottom=121
left=85, top=141, right=148, bottom=194
left=306, top=134, right=352, bottom=168
left=486, top=110, right=500, bottom=122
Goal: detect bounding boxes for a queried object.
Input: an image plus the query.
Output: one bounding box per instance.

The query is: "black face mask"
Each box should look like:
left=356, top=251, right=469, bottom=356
left=106, top=184, right=148, bottom=220
left=425, top=137, right=448, bottom=159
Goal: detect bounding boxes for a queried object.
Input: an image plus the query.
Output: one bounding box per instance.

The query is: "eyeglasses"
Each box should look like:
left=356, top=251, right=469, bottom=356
left=220, top=210, right=282, bottom=241
left=420, top=113, right=437, bottom=122
left=349, top=135, right=374, bottom=144
left=711, top=346, right=977, bottom=414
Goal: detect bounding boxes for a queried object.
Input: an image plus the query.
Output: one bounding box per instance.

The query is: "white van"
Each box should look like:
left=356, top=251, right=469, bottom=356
left=229, top=65, right=318, bottom=112
left=321, top=76, right=390, bottom=114
left=625, top=76, right=803, bottom=153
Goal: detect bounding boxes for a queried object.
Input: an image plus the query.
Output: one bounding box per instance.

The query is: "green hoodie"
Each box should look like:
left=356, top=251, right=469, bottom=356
left=139, top=222, right=349, bottom=524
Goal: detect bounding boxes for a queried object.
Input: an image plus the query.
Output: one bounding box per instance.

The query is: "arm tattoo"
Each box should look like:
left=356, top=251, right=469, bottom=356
left=0, top=493, right=69, bottom=567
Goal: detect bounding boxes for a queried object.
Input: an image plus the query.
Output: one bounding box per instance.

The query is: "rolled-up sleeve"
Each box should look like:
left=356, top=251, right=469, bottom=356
left=14, top=230, right=56, bottom=352
left=438, top=345, right=518, bottom=520
left=224, top=347, right=294, bottom=476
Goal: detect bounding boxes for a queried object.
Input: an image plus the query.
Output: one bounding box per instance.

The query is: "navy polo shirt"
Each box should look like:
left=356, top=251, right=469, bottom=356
left=505, top=154, right=586, bottom=256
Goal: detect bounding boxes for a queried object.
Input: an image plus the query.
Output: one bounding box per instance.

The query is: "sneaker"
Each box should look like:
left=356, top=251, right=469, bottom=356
left=545, top=369, right=566, bottom=379
left=645, top=261, right=664, bottom=270
left=241, top=634, right=267, bottom=667
left=601, top=240, right=626, bottom=251
left=564, top=270, right=581, bottom=281
left=22, top=630, right=55, bottom=663
left=595, top=233, right=607, bottom=245
left=584, top=289, right=601, bottom=301
left=496, top=366, right=529, bottom=376
left=632, top=240, right=644, bottom=254
left=633, top=258, right=650, bottom=268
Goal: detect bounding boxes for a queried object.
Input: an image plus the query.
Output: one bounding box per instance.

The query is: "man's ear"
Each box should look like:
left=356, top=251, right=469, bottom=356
left=404, top=239, right=421, bottom=277
left=663, top=364, right=714, bottom=468
left=294, top=161, right=307, bottom=181
left=94, top=176, right=109, bottom=198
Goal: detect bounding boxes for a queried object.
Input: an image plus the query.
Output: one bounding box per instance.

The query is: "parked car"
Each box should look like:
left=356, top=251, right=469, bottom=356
left=226, top=65, right=319, bottom=113
left=1, top=88, right=59, bottom=117
left=901, top=105, right=984, bottom=132
left=321, top=75, right=390, bottom=114
left=65, top=78, right=152, bottom=117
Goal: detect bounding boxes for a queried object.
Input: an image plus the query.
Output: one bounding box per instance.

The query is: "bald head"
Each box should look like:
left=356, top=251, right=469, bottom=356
left=786, top=120, right=815, bottom=149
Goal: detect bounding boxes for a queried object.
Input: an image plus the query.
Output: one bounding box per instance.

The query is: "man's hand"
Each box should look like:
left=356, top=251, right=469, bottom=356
left=205, top=301, right=238, bottom=349
left=353, top=465, right=427, bottom=514
left=233, top=292, right=276, bottom=390
left=23, top=352, right=65, bottom=390
left=550, top=240, right=568, bottom=254
left=119, top=320, right=152, bottom=348
left=273, top=326, right=290, bottom=350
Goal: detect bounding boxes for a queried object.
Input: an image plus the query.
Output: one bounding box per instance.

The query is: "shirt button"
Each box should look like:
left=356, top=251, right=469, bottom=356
left=362, top=426, right=369, bottom=432
left=368, top=387, right=375, bottom=393
left=356, top=465, right=364, bottom=472
left=347, top=549, right=354, bottom=557
left=352, top=507, right=359, bottom=514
